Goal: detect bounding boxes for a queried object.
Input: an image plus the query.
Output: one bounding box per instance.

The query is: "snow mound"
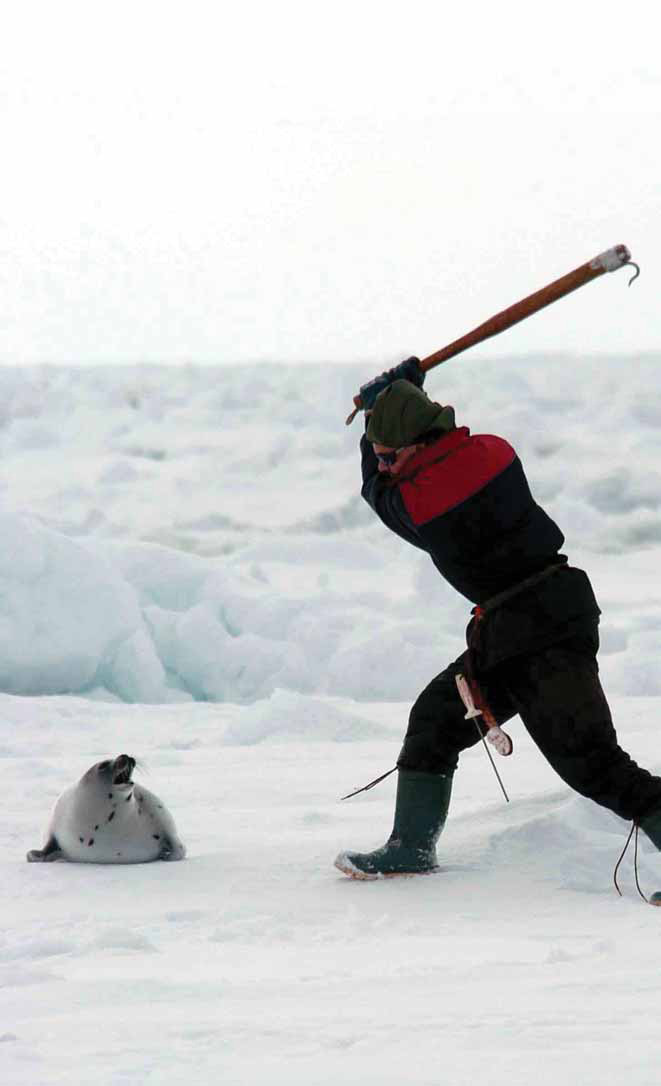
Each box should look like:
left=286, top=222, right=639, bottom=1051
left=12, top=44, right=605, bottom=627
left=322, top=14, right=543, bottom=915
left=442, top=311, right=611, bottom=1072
left=2, top=500, right=660, bottom=706
left=0, top=513, right=141, bottom=696
left=223, top=689, right=388, bottom=744
left=0, top=510, right=466, bottom=703
left=1, top=360, right=660, bottom=705
left=485, top=789, right=661, bottom=896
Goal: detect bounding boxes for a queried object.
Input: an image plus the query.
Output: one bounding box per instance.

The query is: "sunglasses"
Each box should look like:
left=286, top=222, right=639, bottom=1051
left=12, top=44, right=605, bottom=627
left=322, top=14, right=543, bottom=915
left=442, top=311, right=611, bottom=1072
left=375, top=449, right=399, bottom=467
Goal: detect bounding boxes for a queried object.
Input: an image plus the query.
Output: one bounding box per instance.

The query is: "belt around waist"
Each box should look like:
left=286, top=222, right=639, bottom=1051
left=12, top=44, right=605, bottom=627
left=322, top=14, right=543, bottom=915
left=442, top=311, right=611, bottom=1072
left=474, top=563, right=565, bottom=616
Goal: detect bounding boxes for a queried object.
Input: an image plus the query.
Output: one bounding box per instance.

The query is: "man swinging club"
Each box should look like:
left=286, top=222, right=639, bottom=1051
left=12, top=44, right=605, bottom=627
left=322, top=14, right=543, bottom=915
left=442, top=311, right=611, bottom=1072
left=334, top=253, right=661, bottom=883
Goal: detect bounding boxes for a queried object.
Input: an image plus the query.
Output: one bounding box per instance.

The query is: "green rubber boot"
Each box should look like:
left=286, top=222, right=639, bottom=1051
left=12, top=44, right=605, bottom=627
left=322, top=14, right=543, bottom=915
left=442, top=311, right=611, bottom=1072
left=334, top=768, right=453, bottom=879
left=639, top=808, right=661, bottom=849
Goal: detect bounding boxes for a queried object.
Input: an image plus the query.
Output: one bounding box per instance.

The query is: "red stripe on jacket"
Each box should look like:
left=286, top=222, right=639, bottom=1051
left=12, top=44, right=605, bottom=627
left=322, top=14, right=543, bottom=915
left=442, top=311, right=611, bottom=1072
left=398, top=428, right=517, bottom=526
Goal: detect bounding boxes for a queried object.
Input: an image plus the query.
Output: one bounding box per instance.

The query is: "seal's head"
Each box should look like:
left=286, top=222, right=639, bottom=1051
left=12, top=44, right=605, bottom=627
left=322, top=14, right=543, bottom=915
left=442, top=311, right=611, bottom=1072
left=83, top=754, right=136, bottom=792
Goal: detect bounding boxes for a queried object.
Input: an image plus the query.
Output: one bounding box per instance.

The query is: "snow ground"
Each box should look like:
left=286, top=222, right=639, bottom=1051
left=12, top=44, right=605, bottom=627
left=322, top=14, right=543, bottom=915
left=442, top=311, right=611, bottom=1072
left=2, top=357, right=661, bottom=1084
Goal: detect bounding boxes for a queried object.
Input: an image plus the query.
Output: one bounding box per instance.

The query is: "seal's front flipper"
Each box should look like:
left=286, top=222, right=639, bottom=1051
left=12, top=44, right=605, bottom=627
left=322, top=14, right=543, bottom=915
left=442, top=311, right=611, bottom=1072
left=158, top=835, right=186, bottom=861
left=26, top=835, right=64, bottom=863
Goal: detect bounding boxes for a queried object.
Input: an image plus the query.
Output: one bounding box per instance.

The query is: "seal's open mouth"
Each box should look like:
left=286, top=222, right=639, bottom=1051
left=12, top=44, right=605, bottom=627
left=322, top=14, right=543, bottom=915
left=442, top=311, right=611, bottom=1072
left=112, top=755, right=136, bottom=786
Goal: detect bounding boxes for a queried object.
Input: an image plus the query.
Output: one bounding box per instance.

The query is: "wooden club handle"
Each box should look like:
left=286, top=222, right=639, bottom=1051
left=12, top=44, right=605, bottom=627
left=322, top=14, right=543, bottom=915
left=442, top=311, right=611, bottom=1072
left=346, top=244, right=636, bottom=424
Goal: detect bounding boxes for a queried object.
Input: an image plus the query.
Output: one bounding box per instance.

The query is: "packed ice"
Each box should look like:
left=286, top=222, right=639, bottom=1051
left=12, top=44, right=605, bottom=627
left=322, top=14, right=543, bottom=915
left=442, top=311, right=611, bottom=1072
left=3, top=355, right=661, bottom=1085
left=1, top=357, right=660, bottom=706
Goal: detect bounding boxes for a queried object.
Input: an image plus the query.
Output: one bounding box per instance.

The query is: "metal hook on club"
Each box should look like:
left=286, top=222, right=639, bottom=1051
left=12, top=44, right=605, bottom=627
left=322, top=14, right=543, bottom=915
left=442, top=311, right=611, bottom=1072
left=625, top=260, right=640, bottom=287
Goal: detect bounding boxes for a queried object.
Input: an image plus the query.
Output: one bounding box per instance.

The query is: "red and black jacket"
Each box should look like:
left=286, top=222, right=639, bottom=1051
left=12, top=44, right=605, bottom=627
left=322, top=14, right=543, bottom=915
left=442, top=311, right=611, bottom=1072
left=361, top=423, right=601, bottom=666
left=360, top=425, right=565, bottom=605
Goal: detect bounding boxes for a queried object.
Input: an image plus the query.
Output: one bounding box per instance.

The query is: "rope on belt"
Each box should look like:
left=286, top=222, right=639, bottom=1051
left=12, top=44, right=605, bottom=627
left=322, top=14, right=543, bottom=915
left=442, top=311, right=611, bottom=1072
left=473, top=560, right=565, bottom=617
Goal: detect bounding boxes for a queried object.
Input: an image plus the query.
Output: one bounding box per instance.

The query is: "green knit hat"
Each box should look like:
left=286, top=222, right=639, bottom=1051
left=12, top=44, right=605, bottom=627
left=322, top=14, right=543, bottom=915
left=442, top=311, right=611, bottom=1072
left=366, top=380, right=455, bottom=447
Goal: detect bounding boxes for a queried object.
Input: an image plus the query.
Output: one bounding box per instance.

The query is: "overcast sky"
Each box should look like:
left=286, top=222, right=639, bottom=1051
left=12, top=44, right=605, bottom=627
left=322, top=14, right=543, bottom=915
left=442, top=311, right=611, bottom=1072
left=2, top=0, right=660, bottom=365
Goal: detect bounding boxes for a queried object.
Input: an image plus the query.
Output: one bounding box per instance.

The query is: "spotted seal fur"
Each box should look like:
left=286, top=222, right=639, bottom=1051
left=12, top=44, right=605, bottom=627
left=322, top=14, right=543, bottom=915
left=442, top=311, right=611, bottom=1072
left=27, top=754, right=186, bottom=863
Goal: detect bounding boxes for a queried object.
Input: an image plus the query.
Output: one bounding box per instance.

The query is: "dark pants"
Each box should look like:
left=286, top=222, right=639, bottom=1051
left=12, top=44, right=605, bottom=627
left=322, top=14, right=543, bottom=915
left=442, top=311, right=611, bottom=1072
left=398, top=629, right=661, bottom=823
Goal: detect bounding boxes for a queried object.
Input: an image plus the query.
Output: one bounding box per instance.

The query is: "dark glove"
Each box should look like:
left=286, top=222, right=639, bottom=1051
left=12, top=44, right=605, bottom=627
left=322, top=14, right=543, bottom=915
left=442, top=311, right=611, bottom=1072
left=359, top=357, right=424, bottom=412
